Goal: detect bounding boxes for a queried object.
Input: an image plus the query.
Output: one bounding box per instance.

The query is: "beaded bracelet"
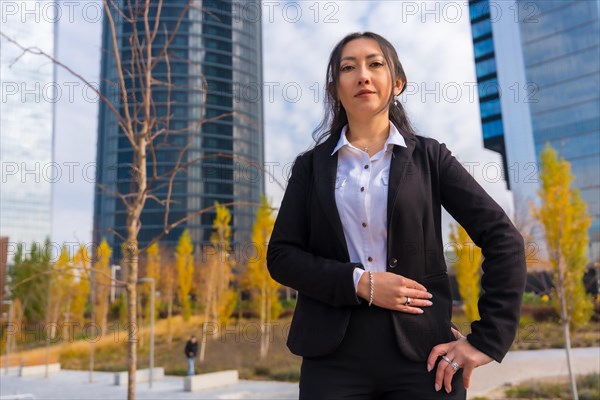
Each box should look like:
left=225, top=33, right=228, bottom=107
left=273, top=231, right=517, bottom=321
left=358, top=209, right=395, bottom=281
left=368, top=271, right=374, bottom=306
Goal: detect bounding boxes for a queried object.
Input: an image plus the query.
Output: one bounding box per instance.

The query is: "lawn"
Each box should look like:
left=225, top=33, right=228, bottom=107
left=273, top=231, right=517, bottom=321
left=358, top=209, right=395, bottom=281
left=56, top=315, right=302, bottom=381
left=2, top=307, right=598, bottom=382
left=503, top=373, right=599, bottom=399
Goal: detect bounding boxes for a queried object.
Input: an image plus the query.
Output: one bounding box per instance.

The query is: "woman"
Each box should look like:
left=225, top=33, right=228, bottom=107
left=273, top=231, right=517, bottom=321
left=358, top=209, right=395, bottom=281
left=267, top=32, right=526, bottom=399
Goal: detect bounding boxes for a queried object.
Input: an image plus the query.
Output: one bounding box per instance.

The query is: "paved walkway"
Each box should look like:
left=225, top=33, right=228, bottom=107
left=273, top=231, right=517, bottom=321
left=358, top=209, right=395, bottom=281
left=0, top=347, right=598, bottom=399
left=0, top=370, right=298, bottom=399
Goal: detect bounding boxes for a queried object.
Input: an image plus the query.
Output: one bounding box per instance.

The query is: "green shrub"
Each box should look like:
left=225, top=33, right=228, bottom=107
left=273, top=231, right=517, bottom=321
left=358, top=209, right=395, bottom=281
left=270, top=367, right=300, bottom=382
left=254, top=365, right=270, bottom=376
left=505, top=373, right=599, bottom=399
left=522, top=292, right=545, bottom=305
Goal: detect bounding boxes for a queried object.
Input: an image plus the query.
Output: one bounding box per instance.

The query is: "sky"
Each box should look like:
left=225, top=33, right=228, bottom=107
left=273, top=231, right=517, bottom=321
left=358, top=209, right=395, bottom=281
left=45, top=0, right=514, bottom=248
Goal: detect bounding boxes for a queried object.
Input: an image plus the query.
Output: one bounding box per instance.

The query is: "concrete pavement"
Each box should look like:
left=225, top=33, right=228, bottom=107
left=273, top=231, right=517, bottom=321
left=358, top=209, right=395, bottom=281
left=0, top=347, right=598, bottom=399
left=0, top=370, right=298, bottom=399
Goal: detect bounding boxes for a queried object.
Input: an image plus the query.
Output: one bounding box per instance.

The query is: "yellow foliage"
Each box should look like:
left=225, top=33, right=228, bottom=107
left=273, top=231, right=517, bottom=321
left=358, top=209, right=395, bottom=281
left=176, top=230, right=194, bottom=321
left=95, top=238, right=112, bottom=332
left=204, top=203, right=237, bottom=329
left=449, top=223, right=481, bottom=322
left=47, top=246, right=74, bottom=331
left=532, top=144, right=593, bottom=329
left=71, top=245, right=91, bottom=325
left=245, top=196, right=281, bottom=322
left=141, top=242, right=161, bottom=320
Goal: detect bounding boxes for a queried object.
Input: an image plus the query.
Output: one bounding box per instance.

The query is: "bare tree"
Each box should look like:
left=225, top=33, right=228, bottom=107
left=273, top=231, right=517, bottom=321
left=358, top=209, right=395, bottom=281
left=1, top=1, right=265, bottom=398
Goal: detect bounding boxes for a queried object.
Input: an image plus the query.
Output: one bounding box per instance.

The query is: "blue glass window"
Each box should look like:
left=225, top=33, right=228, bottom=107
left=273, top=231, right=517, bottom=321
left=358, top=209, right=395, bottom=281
left=480, top=98, right=501, bottom=119
left=478, top=77, right=500, bottom=99
left=476, top=58, right=497, bottom=78
left=469, top=1, right=489, bottom=20
left=471, top=18, right=492, bottom=40
left=474, top=37, right=494, bottom=59
left=482, top=119, right=504, bottom=139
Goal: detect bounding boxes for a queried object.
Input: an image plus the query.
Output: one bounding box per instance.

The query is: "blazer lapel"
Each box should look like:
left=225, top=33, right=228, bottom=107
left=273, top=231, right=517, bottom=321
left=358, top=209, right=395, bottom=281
left=387, top=130, right=416, bottom=236
left=312, top=133, right=351, bottom=261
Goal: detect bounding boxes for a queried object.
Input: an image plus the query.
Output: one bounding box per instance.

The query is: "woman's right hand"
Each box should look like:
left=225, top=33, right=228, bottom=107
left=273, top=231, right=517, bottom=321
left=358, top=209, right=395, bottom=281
left=357, top=272, right=433, bottom=314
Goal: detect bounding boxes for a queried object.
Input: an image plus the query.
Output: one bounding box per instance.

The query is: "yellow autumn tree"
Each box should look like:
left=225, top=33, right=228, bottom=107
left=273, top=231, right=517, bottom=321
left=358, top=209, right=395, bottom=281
left=160, top=250, right=176, bottom=344
left=47, top=246, right=74, bottom=338
left=244, top=196, right=280, bottom=359
left=449, top=223, right=482, bottom=322
left=533, top=144, right=593, bottom=329
left=141, top=242, right=160, bottom=321
left=532, top=144, right=593, bottom=399
left=71, top=244, right=91, bottom=326
left=95, top=238, right=112, bottom=333
left=176, top=230, right=194, bottom=322
left=199, top=203, right=237, bottom=362
left=210, top=203, right=237, bottom=326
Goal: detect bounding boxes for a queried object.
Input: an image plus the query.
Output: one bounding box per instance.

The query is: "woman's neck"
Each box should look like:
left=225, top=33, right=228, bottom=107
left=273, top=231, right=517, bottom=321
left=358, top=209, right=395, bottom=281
left=345, top=114, right=390, bottom=142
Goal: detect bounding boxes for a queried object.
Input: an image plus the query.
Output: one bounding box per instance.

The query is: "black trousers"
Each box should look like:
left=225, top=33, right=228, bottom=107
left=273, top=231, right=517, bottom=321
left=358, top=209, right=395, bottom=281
left=299, top=302, right=466, bottom=399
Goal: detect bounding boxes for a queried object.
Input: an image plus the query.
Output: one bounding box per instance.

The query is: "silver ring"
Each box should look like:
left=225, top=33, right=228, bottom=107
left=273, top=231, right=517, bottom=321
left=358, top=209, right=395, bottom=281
left=404, top=296, right=411, bottom=306
left=441, top=355, right=451, bottom=365
left=450, top=361, right=460, bottom=371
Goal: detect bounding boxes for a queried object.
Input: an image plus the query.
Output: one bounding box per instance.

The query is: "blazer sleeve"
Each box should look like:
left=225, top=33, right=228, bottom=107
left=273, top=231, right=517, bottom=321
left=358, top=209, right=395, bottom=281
left=267, top=154, right=363, bottom=308
left=438, top=142, right=527, bottom=362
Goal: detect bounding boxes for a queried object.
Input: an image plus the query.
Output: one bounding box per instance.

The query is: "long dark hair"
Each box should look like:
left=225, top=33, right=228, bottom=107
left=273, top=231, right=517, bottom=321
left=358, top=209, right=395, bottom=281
left=311, top=32, right=416, bottom=146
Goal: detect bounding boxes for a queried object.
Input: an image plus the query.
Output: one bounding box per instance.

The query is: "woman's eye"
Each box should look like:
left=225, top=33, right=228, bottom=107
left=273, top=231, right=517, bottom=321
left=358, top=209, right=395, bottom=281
left=340, top=65, right=354, bottom=72
left=371, top=61, right=384, bottom=67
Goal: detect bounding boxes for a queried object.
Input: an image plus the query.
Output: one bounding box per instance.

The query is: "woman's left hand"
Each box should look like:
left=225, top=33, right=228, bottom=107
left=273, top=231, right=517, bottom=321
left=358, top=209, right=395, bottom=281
left=426, top=328, right=494, bottom=393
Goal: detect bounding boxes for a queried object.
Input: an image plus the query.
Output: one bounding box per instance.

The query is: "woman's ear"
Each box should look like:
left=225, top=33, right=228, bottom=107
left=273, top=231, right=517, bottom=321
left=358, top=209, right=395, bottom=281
left=394, top=79, right=405, bottom=96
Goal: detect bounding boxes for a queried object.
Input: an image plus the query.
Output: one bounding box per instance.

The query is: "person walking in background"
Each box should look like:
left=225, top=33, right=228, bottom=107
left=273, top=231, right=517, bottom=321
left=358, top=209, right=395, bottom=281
left=267, top=31, right=527, bottom=399
left=184, top=335, right=198, bottom=376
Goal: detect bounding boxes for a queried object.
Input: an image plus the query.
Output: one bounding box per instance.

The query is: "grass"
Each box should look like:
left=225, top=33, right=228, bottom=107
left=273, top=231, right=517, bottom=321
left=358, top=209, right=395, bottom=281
left=1, top=315, right=301, bottom=381
left=504, top=373, right=600, bottom=399
left=1, top=306, right=598, bottom=382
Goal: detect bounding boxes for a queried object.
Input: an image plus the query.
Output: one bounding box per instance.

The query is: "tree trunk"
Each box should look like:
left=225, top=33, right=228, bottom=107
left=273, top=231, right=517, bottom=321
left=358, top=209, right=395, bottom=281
left=199, top=310, right=209, bottom=363
left=265, top=289, right=272, bottom=357
left=127, top=281, right=138, bottom=400
left=89, top=272, right=95, bottom=383
left=125, top=232, right=140, bottom=400
left=557, top=268, right=579, bottom=400
left=166, top=298, right=173, bottom=344
left=259, top=279, right=266, bottom=359
left=138, top=297, right=144, bottom=351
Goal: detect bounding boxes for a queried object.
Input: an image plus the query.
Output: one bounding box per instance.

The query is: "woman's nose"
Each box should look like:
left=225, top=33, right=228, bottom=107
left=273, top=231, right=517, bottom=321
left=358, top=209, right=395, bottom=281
left=357, top=67, right=371, bottom=85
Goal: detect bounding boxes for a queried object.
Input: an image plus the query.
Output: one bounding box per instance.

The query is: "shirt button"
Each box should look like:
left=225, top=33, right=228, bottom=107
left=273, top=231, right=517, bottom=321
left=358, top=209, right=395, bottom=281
left=367, top=256, right=373, bottom=262
left=362, top=222, right=367, bottom=227
left=360, top=187, right=365, bottom=192
left=364, top=165, right=369, bottom=169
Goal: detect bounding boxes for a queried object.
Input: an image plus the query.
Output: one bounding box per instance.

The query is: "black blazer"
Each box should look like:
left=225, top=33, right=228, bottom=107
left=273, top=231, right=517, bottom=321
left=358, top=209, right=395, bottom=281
left=267, top=129, right=526, bottom=363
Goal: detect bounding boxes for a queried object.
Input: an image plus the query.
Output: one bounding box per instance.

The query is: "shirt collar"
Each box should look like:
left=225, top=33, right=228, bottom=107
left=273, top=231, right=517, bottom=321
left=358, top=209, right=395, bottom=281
left=331, top=121, right=407, bottom=156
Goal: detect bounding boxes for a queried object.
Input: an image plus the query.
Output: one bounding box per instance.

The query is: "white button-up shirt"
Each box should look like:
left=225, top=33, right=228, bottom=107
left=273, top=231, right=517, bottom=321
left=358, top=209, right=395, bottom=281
left=331, top=122, right=407, bottom=291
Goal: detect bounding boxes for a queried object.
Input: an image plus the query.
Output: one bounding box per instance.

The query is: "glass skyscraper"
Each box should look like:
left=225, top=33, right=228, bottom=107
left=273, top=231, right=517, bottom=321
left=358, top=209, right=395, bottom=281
left=0, top=5, right=56, bottom=249
left=469, top=0, right=600, bottom=263
left=93, top=0, right=264, bottom=257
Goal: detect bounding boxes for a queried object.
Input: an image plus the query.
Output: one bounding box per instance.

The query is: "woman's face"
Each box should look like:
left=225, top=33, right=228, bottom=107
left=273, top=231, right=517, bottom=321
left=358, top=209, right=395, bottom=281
left=337, top=38, right=403, bottom=120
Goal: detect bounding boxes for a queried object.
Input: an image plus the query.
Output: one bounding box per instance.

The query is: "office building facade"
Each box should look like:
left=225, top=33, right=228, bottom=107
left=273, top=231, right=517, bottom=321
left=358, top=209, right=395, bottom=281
left=93, top=0, right=264, bottom=258
left=0, top=5, right=56, bottom=251
left=469, top=0, right=600, bottom=262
